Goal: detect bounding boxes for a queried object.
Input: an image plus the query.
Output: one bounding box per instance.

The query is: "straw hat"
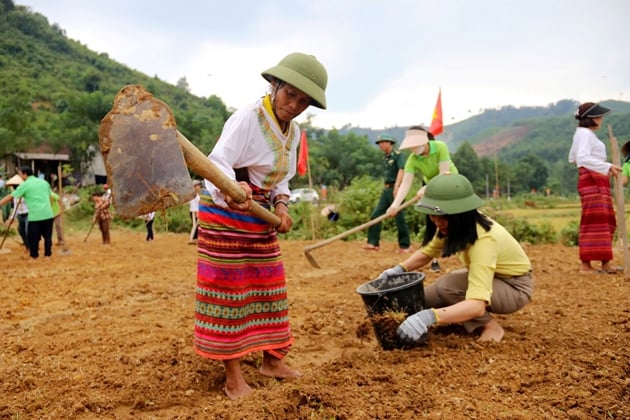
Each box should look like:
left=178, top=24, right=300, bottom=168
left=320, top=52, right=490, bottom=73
left=5, top=174, right=23, bottom=186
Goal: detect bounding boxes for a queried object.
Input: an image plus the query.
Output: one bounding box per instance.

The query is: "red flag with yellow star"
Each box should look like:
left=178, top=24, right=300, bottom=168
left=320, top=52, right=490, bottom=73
left=429, top=89, right=443, bottom=136
left=297, top=130, right=309, bottom=176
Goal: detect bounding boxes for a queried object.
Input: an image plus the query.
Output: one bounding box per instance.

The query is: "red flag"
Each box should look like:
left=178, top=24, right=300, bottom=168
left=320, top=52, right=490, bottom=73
left=429, top=88, right=443, bottom=136
left=297, top=130, right=309, bottom=176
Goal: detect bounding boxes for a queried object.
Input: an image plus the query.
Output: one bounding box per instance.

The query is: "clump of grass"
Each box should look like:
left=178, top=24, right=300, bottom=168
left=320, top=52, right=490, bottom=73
left=369, top=310, right=410, bottom=350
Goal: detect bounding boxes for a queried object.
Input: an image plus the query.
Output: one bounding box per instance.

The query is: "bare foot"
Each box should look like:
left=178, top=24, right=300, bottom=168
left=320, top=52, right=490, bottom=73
left=223, top=358, right=253, bottom=399
left=579, top=262, right=595, bottom=274
left=478, top=319, right=504, bottom=342
left=259, top=354, right=302, bottom=379
left=223, top=382, right=253, bottom=400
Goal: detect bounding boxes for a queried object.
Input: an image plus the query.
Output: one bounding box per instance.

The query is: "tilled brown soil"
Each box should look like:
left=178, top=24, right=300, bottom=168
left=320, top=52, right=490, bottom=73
left=0, top=229, right=628, bottom=419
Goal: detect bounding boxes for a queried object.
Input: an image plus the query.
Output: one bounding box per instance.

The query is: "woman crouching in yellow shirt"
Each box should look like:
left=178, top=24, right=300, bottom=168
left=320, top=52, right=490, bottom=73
left=377, top=173, right=533, bottom=343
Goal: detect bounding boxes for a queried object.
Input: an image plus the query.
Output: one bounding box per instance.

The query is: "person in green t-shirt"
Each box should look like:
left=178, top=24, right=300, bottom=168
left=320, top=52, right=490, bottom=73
left=387, top=126, right=458, bottom=272
left=621, top=141, right=630, bottom=186
left=50, top=191, right=65, bottom=246
left=363, top=133, right=411, bottom=253
left=0, top=166, right=54, bottom=258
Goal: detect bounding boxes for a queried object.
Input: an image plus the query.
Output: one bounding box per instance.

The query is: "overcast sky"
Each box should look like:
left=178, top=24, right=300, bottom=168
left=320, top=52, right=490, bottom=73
left=18, top=0, right=630, bottom=130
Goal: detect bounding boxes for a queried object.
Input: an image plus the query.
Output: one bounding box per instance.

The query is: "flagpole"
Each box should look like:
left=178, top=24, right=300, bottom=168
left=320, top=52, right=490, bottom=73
left=307, top=152, right=315, bottom=240
left=298, top=130, right=316, bottom=240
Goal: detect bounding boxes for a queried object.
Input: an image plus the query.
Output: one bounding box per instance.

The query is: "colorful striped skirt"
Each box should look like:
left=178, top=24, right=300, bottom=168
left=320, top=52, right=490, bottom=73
left=577, top=167, right=616, bottom=262
left=193, top=191, right=293, bottom=360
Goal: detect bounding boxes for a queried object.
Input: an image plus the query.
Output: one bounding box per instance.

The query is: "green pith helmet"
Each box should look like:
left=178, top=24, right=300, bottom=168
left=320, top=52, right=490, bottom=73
left=261, top=52, right=328, bottom=109
left=375, top=133, right=395, bottom=144
left=415, top=173, right=484, bottom=216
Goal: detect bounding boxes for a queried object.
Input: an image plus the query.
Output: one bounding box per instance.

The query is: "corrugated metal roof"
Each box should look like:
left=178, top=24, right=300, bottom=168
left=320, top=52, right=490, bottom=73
left=14, top=152, right=70, bottom=161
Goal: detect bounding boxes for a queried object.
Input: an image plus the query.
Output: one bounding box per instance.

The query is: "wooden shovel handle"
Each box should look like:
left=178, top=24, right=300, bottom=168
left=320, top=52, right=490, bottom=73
left=176, top=131, right=281, bottom=227
left=0, top=197, right=21, bottom=249
left=304, top=195, right=420, bottom=253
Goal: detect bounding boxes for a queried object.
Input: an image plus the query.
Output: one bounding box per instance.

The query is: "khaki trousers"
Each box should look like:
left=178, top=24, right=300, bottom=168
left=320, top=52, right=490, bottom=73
left=424, top=268, right=533, bottom=333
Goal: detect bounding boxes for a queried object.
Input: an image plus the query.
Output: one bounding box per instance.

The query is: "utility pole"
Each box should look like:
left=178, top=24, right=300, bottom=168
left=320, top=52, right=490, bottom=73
left=494, top=152, right=500, bottom=198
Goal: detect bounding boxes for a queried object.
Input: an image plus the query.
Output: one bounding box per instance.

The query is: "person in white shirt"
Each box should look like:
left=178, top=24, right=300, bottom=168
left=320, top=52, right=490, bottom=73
left=138, top=211, right=155, bottom=241
left=10, top=192, right=30, bottom=251
left=193, top=52, right=327, bottom=400
left=568, top=102, right=621, bottom=274
left=187, top=180, right=201, bottom=244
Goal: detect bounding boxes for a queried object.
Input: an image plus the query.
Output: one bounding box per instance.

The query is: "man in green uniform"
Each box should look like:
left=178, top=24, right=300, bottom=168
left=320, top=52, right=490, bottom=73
left=363, top=134, right=411, bottom=253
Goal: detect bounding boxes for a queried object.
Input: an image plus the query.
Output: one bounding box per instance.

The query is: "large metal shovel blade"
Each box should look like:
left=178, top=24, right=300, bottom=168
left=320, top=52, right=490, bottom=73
left=99, top=85, right=195, bottom=219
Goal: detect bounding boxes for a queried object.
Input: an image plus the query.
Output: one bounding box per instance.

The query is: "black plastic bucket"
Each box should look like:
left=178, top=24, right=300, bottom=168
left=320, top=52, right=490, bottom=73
left=356, top=272, right=427, bottom=350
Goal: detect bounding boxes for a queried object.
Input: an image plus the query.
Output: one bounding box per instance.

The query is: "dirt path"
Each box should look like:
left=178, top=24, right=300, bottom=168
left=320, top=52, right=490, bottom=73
left=0, top=229, right=628, bottom=419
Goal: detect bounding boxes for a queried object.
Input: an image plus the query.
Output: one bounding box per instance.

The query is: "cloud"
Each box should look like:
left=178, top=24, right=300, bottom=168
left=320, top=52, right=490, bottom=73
left=18, top=0, right=630, bottom=130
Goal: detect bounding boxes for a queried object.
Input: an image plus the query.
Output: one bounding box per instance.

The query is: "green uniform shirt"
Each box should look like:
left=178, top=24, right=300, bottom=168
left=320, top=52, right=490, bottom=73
left=383, top=150, right=406, bottom=184
left=12, top=176, right=54, bottom=221
left=623, top=161, right=630, bottom=179
left=404, top=140, right=458, bottom=183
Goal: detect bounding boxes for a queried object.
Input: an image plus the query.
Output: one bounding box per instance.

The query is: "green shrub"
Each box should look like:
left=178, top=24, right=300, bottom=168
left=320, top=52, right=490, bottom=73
left=559, top=220, right=579, bottom=246
left=64, top=186, right=194, bottom=234
left=491, top=212, right=557, bottom=244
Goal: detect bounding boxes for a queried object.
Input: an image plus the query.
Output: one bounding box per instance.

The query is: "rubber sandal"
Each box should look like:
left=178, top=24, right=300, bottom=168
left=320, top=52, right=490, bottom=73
left=601, top=266, right=623, bottom=274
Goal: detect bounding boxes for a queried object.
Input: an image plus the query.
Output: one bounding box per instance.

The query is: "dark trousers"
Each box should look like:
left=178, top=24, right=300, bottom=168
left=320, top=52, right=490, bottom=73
left=98, top=218, right=111, bottom=244
left=26, top=218, right=54, bottom=258
left=190, top=212, right=198, bottom=240
left=145, top=219, right=154, bottom=241
left=367, top=187, right=410, bottom=248
left=17, top=213, right=29, bottom=250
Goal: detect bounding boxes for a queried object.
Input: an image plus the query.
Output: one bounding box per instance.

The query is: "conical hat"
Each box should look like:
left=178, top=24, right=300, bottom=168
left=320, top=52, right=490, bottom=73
left=5, top=174, right=23, bottom=186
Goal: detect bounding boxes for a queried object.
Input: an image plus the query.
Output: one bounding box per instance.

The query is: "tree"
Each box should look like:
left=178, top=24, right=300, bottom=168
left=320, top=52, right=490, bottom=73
left=0, top=82, right=36, bottom=154
left=511, top=153, right=549, bottom=194
left=304, top=129, right=381, bottom=189
left=176, top=76, right=190, bottom=93
left=452, top=141, right=483, bottom=191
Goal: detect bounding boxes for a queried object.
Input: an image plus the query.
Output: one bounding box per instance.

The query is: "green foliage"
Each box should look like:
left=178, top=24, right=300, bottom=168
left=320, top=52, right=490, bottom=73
left=307, top=176, right=427, bottom=243
left=281, top=202, right=338, bottom=241
left=490, top=212, right=557, bottom=244
left=511, top=153, right=549, bottom=194
left=559, top=220, right=579, bottom=246
left=452, top=142, right=483, bottom=189
left=0, top=4, right=228, bottom=173
left=300, top=129, right=381, bottom=190
left=64, top=185, right=194, bottom=234
left=64, top=185, right=105, bottom=221
left=4, top=2, right=630, bottom=211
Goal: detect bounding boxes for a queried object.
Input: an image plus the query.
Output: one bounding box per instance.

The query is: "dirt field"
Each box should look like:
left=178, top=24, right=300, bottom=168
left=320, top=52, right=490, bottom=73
left=0, top=228, right=628, bottom=419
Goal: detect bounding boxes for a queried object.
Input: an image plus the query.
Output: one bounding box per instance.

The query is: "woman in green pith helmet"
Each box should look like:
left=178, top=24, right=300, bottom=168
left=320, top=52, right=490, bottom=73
left=377, top=173, right=533, bottom=343
left=193, top=52, right=327, bottom=399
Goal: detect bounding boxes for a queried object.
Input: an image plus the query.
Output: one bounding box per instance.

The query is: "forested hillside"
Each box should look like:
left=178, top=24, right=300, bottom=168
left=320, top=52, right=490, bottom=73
left=2, top=0, right=629, bottom=197
left=0, top=0, right=229, bottom=173
left=345, top=101, right=630, bottom=195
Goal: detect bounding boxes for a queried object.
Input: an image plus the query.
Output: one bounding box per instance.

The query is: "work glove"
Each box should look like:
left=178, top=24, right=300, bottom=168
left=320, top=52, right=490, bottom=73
left=376, top=264, right=406, bottom=282
left=397, top=309, right=438, bottom=342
